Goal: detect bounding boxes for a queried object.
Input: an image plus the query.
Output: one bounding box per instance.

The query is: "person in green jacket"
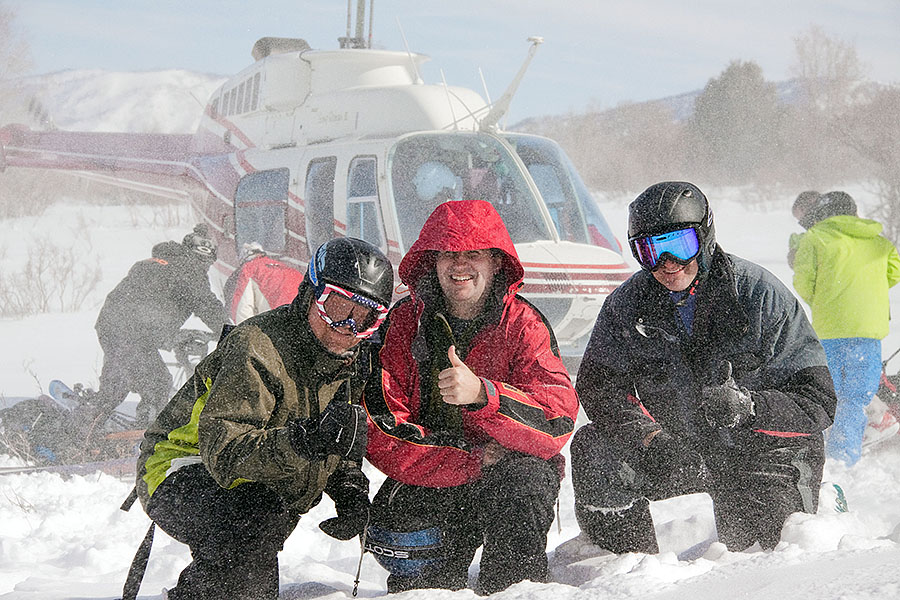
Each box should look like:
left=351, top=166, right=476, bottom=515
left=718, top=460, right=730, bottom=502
left=135, top=237, right=394, bottom=600
left=793, top=191, right=900, bottom=465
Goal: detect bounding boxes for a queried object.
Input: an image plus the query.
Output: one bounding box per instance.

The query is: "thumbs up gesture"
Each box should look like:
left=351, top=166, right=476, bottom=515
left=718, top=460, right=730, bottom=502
left=439, top=345, right=487, bottom=407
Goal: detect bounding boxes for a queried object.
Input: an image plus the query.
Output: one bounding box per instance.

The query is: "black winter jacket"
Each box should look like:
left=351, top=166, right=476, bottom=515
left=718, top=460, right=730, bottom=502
left=95, top=241, right=226, bottom=348
left=577, top=248, right=836, bottom=455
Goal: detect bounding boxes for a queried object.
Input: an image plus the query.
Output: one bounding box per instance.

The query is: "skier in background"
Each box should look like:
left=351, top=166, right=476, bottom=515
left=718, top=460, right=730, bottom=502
left=793, top=190, right=900, bottom=465
left=223, top=242, right=305, bottom=324
left=89, top=224, right=226, bottom=429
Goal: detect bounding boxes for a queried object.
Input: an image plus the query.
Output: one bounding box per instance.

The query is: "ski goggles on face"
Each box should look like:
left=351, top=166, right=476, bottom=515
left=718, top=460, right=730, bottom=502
left=314, top=283, right=388, bottom=339
left=631, top=227, right=701, bottom=270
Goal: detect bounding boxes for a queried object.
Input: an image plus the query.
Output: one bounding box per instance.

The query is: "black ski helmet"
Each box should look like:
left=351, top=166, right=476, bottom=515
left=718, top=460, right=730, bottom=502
left=182, top=223, right=217, bottom=262
left=628, top=181, right=716, bottom=271
left=801, top=190, right=857, bottom=229
left=307, top=237, right=394, bottom=308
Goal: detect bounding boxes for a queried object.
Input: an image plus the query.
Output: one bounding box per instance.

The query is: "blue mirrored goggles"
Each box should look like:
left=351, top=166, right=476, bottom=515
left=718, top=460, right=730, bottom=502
left=631, top=227, right=701, bottom=270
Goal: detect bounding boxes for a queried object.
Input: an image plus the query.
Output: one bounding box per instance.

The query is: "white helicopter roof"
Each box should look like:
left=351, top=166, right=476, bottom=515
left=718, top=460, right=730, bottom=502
left=208, top=39, right=490, bottom=147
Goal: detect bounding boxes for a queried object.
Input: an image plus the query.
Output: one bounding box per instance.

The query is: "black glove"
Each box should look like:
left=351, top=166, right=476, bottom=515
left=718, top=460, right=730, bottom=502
left=288, top=400, right=367, bottom=461
left=700, top=361, right=755, bottom=429
left=319, top=504, right=370, bottom=540
left=320, top=461, right=371, bottom=540
left=640, top=432, right=707, bottom=492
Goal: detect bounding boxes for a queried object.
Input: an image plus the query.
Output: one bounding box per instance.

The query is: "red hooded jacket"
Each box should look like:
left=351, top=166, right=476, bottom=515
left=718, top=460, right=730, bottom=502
left=365, top=200, right=579, bottom=488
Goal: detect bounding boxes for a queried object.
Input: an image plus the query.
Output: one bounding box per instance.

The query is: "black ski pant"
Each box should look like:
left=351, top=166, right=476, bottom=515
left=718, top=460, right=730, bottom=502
left=96, top=331, right=172, bottom=427
left=371, top=452, right=560, bottom=595
left=570, top=423, right=824, bottom=553
left=146, top=464, right=299, bottom=600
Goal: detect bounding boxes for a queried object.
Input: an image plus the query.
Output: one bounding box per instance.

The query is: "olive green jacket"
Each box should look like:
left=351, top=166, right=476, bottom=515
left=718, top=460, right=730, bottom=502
left=793, top=215, right=900, bottom=340
left=136, top=290, right=372, bottom=512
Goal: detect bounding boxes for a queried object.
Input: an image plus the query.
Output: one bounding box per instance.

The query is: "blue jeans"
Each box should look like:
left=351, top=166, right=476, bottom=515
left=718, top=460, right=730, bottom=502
left=821, top=338, right=882, bottom=466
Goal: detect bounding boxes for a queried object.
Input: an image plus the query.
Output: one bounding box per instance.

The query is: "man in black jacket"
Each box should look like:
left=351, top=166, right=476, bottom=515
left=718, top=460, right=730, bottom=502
left=571, top=181, right=836, bottom=553
left=91, top=224, right=226, bottom=428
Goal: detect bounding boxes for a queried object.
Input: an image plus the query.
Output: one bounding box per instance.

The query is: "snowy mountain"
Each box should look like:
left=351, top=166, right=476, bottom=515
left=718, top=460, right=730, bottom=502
left=2, top=69, right=225, bottom=133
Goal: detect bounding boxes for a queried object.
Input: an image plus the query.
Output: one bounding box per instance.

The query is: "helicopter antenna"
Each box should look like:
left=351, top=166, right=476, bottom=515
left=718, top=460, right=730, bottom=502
left=345, top=0, right=352, bottom=42
left=478, top=67, right=493, bottom=106
left=479, top=36, right=543, bottom=132
left=367, top=0, right=374, bottom=48
left=339, top=0, right=368, bottom=48
left=396, top=18, right=423, bottom=84
left=440, top=69, right=460, bottom=131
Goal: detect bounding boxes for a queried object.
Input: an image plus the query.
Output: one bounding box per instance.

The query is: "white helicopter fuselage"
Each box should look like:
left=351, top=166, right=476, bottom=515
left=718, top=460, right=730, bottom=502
left=0, top=37, right=631, bottom=360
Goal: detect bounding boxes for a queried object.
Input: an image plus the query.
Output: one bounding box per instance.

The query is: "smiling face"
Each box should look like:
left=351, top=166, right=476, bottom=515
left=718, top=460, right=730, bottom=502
left=652, top=257, right=699, bottom=292
left=435, top=249, right=502, bottom=319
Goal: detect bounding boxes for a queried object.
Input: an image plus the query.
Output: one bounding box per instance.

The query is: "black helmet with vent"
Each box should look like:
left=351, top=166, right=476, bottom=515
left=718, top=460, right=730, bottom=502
left=307, top=237, right=394, bottom=308
left=628, top=181, right=716, bottom=271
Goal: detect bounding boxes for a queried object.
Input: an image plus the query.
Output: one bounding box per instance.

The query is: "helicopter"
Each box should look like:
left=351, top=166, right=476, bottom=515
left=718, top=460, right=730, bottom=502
left=0, top=3, right=630, bottom=367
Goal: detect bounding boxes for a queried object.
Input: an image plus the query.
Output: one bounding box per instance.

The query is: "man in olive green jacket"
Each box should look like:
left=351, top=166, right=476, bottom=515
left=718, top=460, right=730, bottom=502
left=793, top=191, right=900, bottom=465
left=136, top=238, right=393, bottom=600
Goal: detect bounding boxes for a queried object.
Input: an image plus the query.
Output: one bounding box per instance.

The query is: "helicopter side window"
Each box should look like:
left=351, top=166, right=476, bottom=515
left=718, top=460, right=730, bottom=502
left=305, top=157, right=337, bottom=255
left=237, top=82, right=246, bottom=115
left=346, top=156, right=385, bottom=250
left=251, top=73, right=261, bottom=111
left=234, top=168, right=290, bottom=255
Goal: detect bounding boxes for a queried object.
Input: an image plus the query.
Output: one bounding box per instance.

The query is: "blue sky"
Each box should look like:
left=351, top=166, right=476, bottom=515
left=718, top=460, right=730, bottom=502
left=7, top=0, right=900, bottom=121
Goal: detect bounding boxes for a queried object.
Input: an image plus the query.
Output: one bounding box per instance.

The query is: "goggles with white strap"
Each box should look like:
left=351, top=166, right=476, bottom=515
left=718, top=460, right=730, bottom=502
left=314, top=282, right=388, bottom=339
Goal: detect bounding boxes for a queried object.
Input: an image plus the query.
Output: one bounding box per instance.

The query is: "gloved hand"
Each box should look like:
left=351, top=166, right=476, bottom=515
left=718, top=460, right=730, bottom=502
left=700, top=361, right=755, bottom=429
left=288, top=400, right=367, bottom=461
left=321, top=460, right=371, bottom=540
left=319, top=503, right=370, bottom=540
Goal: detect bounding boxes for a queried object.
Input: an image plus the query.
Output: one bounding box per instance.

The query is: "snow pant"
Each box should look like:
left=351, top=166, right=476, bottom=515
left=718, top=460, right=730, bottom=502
left=96, top=330, right=172, bottom=427
left=146, top=464, right=299, bottom=600
left=370, top=452, right=560, bottom=594
left=821, top=337, right=882, bottom=466
left=570, top=423, right=824, bottom=553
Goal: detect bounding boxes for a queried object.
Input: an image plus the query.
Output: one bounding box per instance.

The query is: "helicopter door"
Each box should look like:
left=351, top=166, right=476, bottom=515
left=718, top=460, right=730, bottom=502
left=234, top=168, right=291, bottom=254
left=305, top=157, right=337, bottom=254
left=345, top=156, right=386, bottom=251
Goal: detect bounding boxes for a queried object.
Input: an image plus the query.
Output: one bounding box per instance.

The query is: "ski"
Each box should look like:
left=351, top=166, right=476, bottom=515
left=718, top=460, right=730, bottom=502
left=0, top=456, right=136, bottom=478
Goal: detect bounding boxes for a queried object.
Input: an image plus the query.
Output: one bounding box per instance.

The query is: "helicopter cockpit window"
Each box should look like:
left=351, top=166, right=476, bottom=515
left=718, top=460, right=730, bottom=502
left=389, top=133, right=550, bottom=250
left=234, top=168, right=290, bottom=255
left=305, top=157, right=337, bottom=255
left=346, top=156, right=385, bottom=250
left=504, top=133, right=619, bottom=252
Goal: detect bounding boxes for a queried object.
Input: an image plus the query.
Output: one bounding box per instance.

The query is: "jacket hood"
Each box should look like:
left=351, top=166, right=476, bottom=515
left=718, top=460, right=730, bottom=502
left=399, top=200, right=524, bottom=293
left=812, top=215, right=883, bottom=239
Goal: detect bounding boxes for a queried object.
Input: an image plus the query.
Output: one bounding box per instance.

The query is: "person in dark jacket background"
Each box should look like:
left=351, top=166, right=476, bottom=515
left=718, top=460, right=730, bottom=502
left=92, top=224, right=226, bottom=428
left=364, top=200, right=579, bottom=594
left=136, top=237, right=394, bottom=600
left=571, top=181, right=836, bottom=554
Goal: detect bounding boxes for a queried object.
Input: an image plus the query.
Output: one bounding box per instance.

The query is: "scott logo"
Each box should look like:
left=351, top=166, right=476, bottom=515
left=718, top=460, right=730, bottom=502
left=364, top=542, right=410, bottom=559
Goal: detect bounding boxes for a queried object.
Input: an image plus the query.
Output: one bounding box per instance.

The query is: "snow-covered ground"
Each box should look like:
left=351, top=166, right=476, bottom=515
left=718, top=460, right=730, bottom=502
left=2, top=189, right=900, bottom=600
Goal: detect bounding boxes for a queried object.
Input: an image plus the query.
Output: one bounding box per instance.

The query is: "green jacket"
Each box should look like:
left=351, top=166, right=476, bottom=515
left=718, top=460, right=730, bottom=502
left=793, top=215, right=900, bottom=340
left=136, top=288, right=373, bottom=512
